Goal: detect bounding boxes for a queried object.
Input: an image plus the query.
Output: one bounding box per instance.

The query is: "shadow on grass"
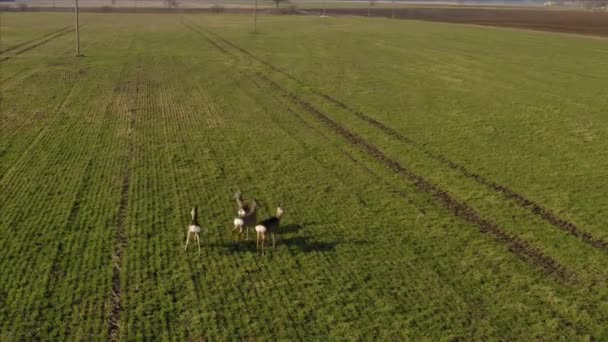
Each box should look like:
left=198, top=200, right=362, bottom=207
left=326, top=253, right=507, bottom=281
left=282, top=236, right=338, bottom=253
left=214, top=223, right=369, bottom=255
left=281, top=223, right=304, bottom=234
left=215, top=225, right=338, bottom=254
left=214, top=238, right=338, bottom=254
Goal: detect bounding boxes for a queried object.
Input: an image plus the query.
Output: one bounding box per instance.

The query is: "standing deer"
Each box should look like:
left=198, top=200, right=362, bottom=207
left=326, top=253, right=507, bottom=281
left=233, top=190, right=257, bottom=240
left=184, top=207, right=202, bottom=255
left=255, top=206, right=284, bottom=255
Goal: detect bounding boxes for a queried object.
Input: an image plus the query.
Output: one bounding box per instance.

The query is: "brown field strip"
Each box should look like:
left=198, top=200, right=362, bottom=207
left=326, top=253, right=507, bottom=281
left=312, top=7, right=608, bottom=38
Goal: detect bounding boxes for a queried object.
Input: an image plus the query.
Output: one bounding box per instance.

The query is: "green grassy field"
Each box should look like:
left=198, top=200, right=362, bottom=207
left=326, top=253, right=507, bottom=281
left=1, top=12, right=607, bottom=340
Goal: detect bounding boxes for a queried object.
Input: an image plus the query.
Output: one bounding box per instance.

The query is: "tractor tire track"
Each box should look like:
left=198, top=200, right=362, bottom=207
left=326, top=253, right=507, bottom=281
left=184, top=21, right=573, bottom=281
left=254, top=71, right=572, bottom=281
left=0, top=27, right=74, bottom=63
left=205, top=30, right=304, bottom=86
left=108, top=61, right=139, bottom=342
left=258, top=80, right=588, bottom=333
left=225, top=72, right=356, bottom=339
left=35, top=57, right=131, bottom=338
left=182, top=22, right=230, bottom=55
left=241, top=70, right=424, bottom=213
left=0, top=26, right=71, bottom=55
left=315, top=92, right=608, bottom=253
left=203, top=28, right=607, bottom=254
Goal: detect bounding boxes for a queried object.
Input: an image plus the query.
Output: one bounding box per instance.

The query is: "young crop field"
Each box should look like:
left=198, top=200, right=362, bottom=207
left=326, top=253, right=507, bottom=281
left=1, top=11, right=607, bottom=340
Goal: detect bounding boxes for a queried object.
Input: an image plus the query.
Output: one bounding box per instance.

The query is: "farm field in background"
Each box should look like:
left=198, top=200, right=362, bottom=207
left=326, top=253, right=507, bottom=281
left=1, top=12, right=607, bottom=340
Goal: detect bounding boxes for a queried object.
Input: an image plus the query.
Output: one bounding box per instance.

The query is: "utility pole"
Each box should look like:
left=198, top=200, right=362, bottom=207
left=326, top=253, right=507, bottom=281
left=74, top=0, right=80, bottom=56
left=322, top=0, right=326, bottom=24
left=253, top=0, right=258, bottom=33
left=391, top=0, right=395, bottom=19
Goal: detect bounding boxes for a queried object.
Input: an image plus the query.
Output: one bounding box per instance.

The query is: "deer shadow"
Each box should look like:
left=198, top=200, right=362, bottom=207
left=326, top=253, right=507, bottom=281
left=213, top=239, right=257, bottom=254
left=214, top=232, right=338, bottom=255
left=281, top=223, right=304, bottom=234
left=214, top=222, right=364, bottom=254
left=281, top=236, right=338, bottom=253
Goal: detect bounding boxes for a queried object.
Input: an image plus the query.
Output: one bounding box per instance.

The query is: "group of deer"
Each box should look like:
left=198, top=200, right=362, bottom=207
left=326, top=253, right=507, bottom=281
left=184, top=190, right=284, bottom=256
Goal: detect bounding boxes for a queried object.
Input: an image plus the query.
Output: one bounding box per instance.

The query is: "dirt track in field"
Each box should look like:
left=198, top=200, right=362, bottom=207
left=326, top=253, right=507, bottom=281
left=109, top=65, right=138, bottom=342
left=309, top=7, right=608, bottom=37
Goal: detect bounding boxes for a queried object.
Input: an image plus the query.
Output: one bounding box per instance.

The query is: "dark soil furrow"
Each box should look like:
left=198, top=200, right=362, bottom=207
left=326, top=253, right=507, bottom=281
left=253, top=72, right=572, bottom=281
left=0, top=27, right=73, bottom=63
left=108, top=73, right=138, bottom=342
left=207, top=30, right=607, bottom=254
left=0, top=26, right=71, bottom=55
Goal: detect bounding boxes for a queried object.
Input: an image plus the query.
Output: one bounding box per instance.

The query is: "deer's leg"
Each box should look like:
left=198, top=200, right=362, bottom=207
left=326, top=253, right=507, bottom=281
left=246, top=227, right=249, bottom=240
left=256, top=232, right=260, bottom=250
left=195, top=233, right=200, bottom=255
left=184, top=231, right=190, bottom=250
left=272, top=233, right=276, bottom=250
